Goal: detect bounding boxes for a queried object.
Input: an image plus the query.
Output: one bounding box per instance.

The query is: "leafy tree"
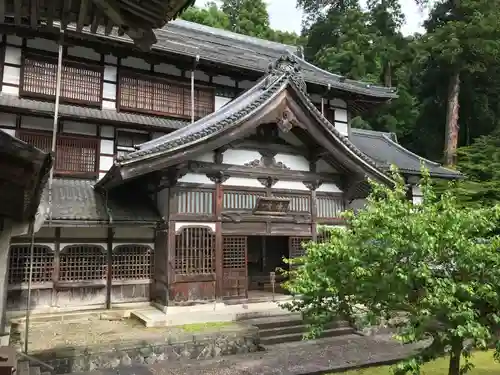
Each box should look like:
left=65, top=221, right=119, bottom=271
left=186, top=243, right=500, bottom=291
left=180, top=0, right=299, bottom=45
left=449, top=128, right=500, bottom=207
left=283, top=168, right=500, bottom=375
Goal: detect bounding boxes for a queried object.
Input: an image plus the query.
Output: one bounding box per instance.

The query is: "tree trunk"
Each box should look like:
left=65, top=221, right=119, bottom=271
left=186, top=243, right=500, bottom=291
left=448, top=341, right=462, bottom=375
left=384, top=61, right=392, bottom=87
left=443, top=69, right=461, bottom=167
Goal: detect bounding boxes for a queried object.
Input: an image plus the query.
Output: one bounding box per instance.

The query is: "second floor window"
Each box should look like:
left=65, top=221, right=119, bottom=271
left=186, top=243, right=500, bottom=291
left=21, top=52, right=103, bottom=107
left=115, top=130, right=150, bottom=159
left=118, top=71, right=215, bottom=119
left=16, top=129, right=99, bottom=178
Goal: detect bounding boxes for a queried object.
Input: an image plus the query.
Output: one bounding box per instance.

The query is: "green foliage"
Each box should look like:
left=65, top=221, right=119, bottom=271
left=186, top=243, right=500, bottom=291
left=283, top=168, right=500, bottom=375
left=180, top=0, right=299, bottom=45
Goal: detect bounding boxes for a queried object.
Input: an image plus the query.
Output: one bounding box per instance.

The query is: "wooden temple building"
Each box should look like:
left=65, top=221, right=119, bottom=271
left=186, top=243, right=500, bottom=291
left=0, top=20, right=460, bottom=315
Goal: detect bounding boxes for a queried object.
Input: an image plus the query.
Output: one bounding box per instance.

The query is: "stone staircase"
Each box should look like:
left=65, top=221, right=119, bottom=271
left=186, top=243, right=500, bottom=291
left=241, top=312, right=357, bottom=347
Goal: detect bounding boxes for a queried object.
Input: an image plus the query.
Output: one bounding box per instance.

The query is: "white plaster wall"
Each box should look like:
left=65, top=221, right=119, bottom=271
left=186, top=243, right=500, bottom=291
left=26, top=38, right=58, bottom=52
left=3, top=45, right=21, bottom=95
left=175, top=222, right=215, bottom=233
left=20, top=116, right=53, bottom=131
left=239, top=80, right=256, bottom=89
left=317, top=183, right=343, bottom=193
left=99, top=126, right=115, bottom=179
left=412, top=185, right=423, bottom=205
left=273, top=181, right=309, bottom=191
left=212, top=75, right=236, bottom=87
left=193, top=70, right=210, bottom=82
left=214, top=96, right=232, bottom=111
left=193, top=152, right=214, bottom=163
left=103, top=65, right=117, bottom=110
left=222, top=149, right=261, bottom=166
left=104, top=55, right=117, bottom=64
left=178, top=173, right=214, bottom=185
left=222, top=177, right=262, bottom=188
left=0, top=128, right=15, bottom=137
left=62, top=121, right=97, bottom=136
left=114, top=227, right=155, bottom=239
left=60, top=227, right=108, bottom=238
left=274, top=153, right=309, bottom=171
left=121, top=57, right=150, bottom=70
left=331, top=98, right=349, bottom=137
left=316, top=159, right=337, bottom=173
left=67, top=46, right=101, bottom=61
left=152, top=132, right=166, bottom=139
left=154, top=63, right=182, bottom=76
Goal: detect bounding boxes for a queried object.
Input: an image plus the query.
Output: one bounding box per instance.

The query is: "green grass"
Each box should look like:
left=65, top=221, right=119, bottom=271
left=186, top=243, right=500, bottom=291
left=178, top=321, right=236, bottom=332
left=340, top=351, right=500, bottom=374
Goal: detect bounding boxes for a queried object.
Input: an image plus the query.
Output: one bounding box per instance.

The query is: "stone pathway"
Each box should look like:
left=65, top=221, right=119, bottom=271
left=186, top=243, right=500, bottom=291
left=72, top=334, right=429, bottom=375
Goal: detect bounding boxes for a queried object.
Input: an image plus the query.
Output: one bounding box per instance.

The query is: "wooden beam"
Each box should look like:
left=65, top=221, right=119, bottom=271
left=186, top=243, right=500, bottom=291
left=77, top=0, right=89, bottom=32
left=30, top=0, right=38, bottom=28
left=187, top=161, right=341, bottom=183
left=0, top=0, right=5, bottom=24
left=13, top=0, right=21, bottom=25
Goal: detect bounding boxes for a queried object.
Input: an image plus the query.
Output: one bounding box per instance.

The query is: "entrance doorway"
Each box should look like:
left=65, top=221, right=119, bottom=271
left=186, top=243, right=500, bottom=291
left=247, top=236, right=289, bottom=293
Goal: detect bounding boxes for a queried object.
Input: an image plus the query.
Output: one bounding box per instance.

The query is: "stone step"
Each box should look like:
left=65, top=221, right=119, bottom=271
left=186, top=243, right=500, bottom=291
left=258, top=320, right=351, bottom=338
left=260, top=326, right=357, bottom=346
left=241, top=313, right=303, bottom=329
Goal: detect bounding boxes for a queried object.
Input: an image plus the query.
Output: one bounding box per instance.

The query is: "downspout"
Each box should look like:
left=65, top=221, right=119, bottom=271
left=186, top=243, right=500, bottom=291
left=191, top=55, right=200, bottom=123
left=321, top=83, right=332, bottom=116
left=48, top=28, right=64, bottom=227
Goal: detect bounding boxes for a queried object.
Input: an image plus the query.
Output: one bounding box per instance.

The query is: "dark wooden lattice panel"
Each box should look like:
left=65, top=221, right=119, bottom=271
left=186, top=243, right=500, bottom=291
left=176, top=190, right=213, bottom=214
left=222, top=236, right=247, bottom=298
left=223, top=190, right=265, bottom=210
left=22, top=54, right=102, bottom=105
left=112, top=245, right=154, bottom=280
left=8, top=245, right=54, bottom=285
left=17, top=130, right=98, bottom=177
left=59, top=245, right=107, bottom=282
left=317, top=195, right=346, bottom=218
left=289, top=237, right=311, bottom=260
left=119, top=72, right=215, bottom=119
left=175, top=227, right=215, bottom=275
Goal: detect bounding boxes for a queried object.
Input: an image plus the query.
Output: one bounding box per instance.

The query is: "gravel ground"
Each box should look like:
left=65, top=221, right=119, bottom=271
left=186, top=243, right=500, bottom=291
left=71, top=334, right=429, bottom=375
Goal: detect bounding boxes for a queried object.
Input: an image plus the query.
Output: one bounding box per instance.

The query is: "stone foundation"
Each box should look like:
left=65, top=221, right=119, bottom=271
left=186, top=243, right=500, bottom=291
left=29, top=326, right=260, bottom=374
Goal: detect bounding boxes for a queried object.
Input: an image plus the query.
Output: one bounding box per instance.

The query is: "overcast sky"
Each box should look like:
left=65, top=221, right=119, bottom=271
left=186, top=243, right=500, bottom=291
left=208, top=0, right=427, bottom=36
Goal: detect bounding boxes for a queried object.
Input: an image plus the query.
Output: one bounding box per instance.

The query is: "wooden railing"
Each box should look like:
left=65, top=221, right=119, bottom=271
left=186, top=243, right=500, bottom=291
left=17, top=129, right=99, bottom=178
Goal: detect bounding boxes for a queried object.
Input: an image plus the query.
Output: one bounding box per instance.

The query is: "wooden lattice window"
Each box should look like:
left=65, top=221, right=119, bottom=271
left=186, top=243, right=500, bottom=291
left=118, top=71, right=214, bottom=119
left=22, top=53, right=103, bottom=106
left=115, top=130, right=150, bottom=159
left=317, top=195, right=345, bottom=218
left=274, top=194, right=310, bottom=212
left=175, top=227, right=215, bottom=275
left=223, top=190, right=265, bottom=210
left=8, top=245, right=54, bottom=285
left=59, top=245, right=107, bottom=282
left=112, top=245, right=154, bottom=280
left=176, top=190, right=213, bottom=214
left=289, top=237, right=311, bottom=259
left=223, top=236, right=247, bottom=270
left=17, top=129, right=98, bottom=177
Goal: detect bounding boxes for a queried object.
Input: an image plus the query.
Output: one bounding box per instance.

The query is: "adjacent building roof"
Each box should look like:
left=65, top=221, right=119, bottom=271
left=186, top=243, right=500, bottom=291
left=0, top=129, right=52, bottom=223
left=97, top=55, right=396, bottom=190
left=65, top=20, right=397, bottom=100
left=44, top=178, right=160, bottom=226
left=350, top=128, right=461, bottom=179
left=1, top=0, right=194, bottom=50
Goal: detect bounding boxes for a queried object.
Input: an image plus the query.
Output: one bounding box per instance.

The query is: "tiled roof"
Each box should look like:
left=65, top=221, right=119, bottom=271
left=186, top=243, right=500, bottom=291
left=350, top=128, right=461, bottom=179
left=65, top=20, right=396, bottom=99
left=0, top=94, right=186, bottom=130
left=44, top=178, right=160, bottom=224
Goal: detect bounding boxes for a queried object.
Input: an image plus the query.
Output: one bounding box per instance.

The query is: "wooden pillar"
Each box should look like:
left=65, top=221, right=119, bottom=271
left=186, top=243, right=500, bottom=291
left=51, top=227, right=61, bottom=307
left=310, top=189, right=318, bottom=241
left=105, top=227, right=113, bottom=310
left=212, top=174, right=224, bottom=300
left=0, top=219, right=12, bottom=338
left=166, top=186, right=177, bottom=305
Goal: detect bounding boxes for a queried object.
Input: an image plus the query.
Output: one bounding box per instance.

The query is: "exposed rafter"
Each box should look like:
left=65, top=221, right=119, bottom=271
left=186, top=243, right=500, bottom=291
left=0, top=0, right=194, bottom=50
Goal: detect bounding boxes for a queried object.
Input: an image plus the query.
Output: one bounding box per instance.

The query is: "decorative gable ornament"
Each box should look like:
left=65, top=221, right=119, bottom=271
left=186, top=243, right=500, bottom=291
left=265, top=54, right=307, bottom=93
